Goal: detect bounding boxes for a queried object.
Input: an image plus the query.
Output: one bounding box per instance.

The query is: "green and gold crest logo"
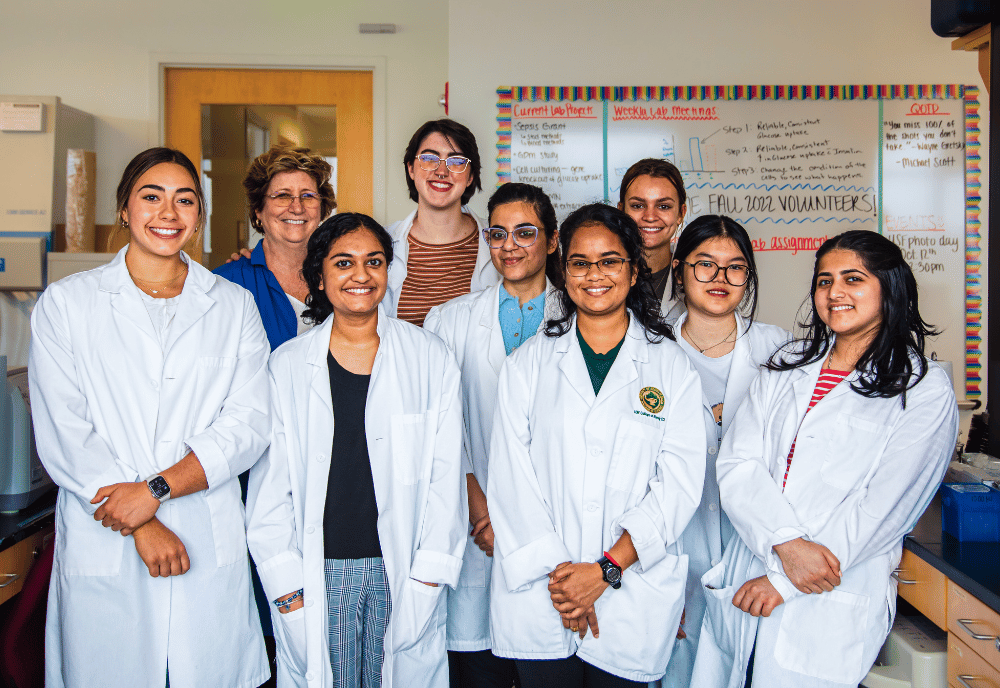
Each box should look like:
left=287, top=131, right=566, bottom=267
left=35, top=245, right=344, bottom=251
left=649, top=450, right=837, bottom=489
left=640, top=386, right=665, bottom=414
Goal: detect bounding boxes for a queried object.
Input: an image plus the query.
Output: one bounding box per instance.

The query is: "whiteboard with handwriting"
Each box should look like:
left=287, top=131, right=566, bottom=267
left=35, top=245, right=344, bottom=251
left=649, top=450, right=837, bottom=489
left=499, top=86, right=979, bottom=397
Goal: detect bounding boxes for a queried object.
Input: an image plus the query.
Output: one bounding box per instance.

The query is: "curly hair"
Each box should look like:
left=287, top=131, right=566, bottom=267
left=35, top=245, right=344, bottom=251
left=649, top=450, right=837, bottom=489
left=544, top=203, right=673, bottom=343
left=300, top=213, right=394, bottom=325
left=768, top=230, right=938, bottom=405
left=243, top=146, right=336, bottom=233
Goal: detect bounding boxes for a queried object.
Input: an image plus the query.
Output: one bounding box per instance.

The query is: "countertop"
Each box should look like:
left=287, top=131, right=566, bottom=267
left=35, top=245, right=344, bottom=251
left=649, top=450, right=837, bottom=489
left=0, top=488, right=56, bottom=551
left=904, top=492, right=1000, bottom=614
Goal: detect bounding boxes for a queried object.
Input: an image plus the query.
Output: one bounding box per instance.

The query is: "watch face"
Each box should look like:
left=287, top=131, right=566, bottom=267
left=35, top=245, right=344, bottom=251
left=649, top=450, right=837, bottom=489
left=148, top=476, right=170, bottom=499
left=603, top=561, right=622, bottom=584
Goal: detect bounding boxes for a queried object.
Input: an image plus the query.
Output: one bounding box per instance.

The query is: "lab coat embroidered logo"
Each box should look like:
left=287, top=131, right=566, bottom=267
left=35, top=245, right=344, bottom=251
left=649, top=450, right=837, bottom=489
left=639, top=386, right=665, bottom=414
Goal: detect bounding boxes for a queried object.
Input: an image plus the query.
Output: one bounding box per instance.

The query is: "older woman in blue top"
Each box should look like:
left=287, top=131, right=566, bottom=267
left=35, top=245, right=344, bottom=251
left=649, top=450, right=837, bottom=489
left=215, top=145, right=337, bottom=349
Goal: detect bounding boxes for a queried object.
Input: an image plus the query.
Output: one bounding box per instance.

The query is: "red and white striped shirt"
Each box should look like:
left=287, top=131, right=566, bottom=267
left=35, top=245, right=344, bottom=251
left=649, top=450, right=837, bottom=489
left=781, top=368, right=850, bottom=490
left=395, top=230, right=479, bottom=327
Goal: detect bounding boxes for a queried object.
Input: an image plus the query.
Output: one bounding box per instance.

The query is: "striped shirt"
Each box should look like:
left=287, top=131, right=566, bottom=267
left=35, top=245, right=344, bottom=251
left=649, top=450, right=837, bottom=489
left=396, top=229, right=479, bottom=327
left=781, top=368, right=850, bottom=490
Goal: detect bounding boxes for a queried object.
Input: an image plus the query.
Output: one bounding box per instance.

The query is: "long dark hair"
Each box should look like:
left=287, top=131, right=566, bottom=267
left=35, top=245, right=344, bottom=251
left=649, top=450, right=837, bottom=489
left=487, top=182, right=562, bottom=287
left=768, top=230, right=938, bottom=402
left=301, top=213, right=394, bottom=325
left=545, top=203, right=673, bottom=343
left=671, top=214, right=759, bottom=324
left=115, top=148, right=205, bottom=244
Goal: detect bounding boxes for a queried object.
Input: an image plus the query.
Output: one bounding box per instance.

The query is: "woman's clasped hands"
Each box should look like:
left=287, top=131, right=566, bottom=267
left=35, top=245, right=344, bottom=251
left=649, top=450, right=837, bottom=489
left=732, top=537, right=841, bottom=617
left=548, top=561, right=605, bottom=640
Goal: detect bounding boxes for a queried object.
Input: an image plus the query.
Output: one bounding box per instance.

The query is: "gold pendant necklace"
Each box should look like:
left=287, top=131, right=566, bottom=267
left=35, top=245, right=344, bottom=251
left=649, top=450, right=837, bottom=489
left=684, top=322, right=737, bottom=354
left=129, top=266, right=188, bottom=295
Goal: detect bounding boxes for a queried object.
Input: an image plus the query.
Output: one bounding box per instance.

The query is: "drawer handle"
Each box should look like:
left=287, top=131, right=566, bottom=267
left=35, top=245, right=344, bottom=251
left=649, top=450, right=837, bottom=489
left=891, top=570, right=917, bottom=585
left=958, top=618, right=997, bottom=641
left=957, top=676, right=985, bottom=688
left=0, top=573, right=18, bottom=589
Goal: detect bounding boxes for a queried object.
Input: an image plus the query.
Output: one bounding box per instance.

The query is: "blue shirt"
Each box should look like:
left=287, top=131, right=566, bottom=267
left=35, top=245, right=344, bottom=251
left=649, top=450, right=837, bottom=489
left=498, top=284, right=546, bottom=355
left=213, top=241, right=297, bottom=351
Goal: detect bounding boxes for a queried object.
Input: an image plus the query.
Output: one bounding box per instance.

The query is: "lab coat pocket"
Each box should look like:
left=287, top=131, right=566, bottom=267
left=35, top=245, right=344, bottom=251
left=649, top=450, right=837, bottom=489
left=821, top=413, right=889, bottom=492
left=274, top=606, right=307, bottom=675
left=393, top=578, right=444, bottom=652
left=700, top=562, right=739, bottom=660
left=58, top=496, right=124, bottom=576
left=774, top=588, right=869, bottom=682
left=607, top=419, right=659, bottom=495
left=390, top=413, right=427, bottom=485
left=458, top=536, right=487, bottom=588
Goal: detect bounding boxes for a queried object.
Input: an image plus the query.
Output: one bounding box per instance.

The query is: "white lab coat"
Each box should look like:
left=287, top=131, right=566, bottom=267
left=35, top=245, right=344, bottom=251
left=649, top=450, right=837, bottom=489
left=384, top=208, right=500, bottom=317
left=487, top=316, right=707, bottom=683
left=29, top=247, right=270, bottom=688
left=245, top=307, right=467, bottom=688
left=661, top=313, right=789, bottom=688
left=691, top=349, right=958, bottom=688
left=423, top=280, right=561, bottom=652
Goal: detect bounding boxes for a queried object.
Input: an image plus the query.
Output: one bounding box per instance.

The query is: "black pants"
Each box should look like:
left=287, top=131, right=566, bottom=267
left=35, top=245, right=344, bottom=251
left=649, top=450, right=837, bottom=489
left=449, top=650, right=521, bottom=688
left=515, top=655, right=644, bottom=688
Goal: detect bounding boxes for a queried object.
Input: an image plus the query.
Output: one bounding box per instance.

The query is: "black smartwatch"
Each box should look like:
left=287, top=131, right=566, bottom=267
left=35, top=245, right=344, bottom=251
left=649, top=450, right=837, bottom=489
left=146, top=474, right=171, bottom=503
left=598, top=556, right=622, bottom=589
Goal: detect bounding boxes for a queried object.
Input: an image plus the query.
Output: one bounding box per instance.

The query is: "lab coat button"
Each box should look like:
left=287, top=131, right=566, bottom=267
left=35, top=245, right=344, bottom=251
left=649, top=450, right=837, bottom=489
left=590, top=448, right=600, bottom=457
left=708, top=503, right=718, bottom=512
left=306, top=526, right=315, bottom=534
left=305, top=598, right=314, bottom=608
left=315, top=455, right=325, bottom=463
left=708, top=446, right=717, bottom=455
left=306, top=671, right=315, bottom=681
left=586, top=503, right=598, bottom=512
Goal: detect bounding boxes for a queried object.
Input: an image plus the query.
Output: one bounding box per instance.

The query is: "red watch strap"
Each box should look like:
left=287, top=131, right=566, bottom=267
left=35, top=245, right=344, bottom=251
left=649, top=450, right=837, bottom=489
left=603, top=551, right=621, bottom=568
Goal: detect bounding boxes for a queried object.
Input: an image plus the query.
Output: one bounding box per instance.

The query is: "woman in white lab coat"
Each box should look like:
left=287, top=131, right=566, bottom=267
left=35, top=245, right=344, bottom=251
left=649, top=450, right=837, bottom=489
left=385, top=119, right=499, bottom=325
left=29, top=148, right=271, bottom=688
left=424, top=182, right=561, bottom=688
left=660, top=216, right=789, bottom=688
left=690, top=230, right=959, bottom=688
left=246, top=213, right=467, bottom=688
left=617, top=159, right=687, bottom=325
left=487, top=203, right=706, bottom=687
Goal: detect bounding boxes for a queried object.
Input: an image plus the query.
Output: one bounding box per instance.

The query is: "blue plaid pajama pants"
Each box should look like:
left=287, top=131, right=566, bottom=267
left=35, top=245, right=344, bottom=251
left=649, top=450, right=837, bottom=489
left=325, top=557, right=392, bottom=688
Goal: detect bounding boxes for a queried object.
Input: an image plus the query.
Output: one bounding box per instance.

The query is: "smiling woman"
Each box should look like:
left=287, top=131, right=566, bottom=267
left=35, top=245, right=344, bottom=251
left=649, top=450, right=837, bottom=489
left=29, top=147, right=271, bottom=688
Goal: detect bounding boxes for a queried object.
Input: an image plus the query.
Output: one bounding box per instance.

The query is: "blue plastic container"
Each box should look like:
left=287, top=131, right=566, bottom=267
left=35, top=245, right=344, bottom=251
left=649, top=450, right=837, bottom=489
left=940, top=483, right=1000, bottom=542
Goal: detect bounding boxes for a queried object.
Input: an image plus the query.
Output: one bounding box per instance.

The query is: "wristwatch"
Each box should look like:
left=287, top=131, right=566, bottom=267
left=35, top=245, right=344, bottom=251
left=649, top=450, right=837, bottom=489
left=146, top=474, right=171, bottom=504
left=598, top=556, right=622, bottom=589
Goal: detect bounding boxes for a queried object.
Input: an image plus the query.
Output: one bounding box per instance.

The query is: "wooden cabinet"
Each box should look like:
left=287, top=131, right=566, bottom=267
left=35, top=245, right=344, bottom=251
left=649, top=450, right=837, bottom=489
left=946, top=580, right=1000, bottom=687
left=949, top=633, right=1000, bottom=687
left=0, top=528, right=52, bottom=605
left=897, top=547, right=949, bottom=630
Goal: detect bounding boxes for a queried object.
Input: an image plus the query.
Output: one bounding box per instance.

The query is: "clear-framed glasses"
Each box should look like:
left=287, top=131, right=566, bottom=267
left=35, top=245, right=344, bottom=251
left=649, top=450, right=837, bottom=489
left=416, top=153, right=471, bottom=173
left=680, top=260, right=751, bottom=286
left=566, top=257, right=631, bottom=277
left=266, top=192, right=322, bottom=208
left=483, top=226, right=540, bottom=249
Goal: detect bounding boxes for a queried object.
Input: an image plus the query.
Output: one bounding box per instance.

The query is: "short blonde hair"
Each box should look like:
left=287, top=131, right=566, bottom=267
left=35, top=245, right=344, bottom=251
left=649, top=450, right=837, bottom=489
left=244, top=146, right=336, bottom=233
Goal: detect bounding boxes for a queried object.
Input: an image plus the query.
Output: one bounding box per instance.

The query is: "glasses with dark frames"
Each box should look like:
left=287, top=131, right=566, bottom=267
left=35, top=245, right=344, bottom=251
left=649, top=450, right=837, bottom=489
left=565, top=257, right=631, bottom=277
left=680, top=260, right=750, bottom=286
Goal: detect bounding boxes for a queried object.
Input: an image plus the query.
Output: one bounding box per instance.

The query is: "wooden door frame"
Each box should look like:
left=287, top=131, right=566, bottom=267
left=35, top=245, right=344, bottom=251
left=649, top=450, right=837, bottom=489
left=147, top=52, right=387, bottom=223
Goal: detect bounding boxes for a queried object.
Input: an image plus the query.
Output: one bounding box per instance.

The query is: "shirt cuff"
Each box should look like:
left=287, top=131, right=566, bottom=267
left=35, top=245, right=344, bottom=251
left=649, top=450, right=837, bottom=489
left=410, top=549, right=464, bottom=588
left=766, top=570, right=802, bottom=603
left=183, top=435, right=229, bottom=493
left=499, top=532, right=572, bottom=592
left=256, top=550, right=305, bottom=604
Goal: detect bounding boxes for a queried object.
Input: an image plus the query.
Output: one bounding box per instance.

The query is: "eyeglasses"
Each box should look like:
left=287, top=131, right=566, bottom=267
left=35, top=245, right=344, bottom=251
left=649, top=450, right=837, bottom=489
left=566, top=257, right=631, bottom=277
left=415, top=153, right=471, bottom=173
left=266, top=192, right=322, bottom=208
left=680, top=260, right=751, bottom=286
left=483, top=226, right=540, bottom=249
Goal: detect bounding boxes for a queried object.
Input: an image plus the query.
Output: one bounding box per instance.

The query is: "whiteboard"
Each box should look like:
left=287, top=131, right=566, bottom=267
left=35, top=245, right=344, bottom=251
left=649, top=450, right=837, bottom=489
left=498, top=86, right=982, bottom=400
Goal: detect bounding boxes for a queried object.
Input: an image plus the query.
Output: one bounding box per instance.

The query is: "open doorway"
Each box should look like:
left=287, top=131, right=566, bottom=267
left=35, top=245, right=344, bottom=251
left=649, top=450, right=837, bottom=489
left=164, top=67, right=372, bottom=265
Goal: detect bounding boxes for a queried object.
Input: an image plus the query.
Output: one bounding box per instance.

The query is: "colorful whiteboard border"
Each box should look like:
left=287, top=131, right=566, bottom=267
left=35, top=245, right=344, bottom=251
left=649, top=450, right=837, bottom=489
left=495, top=84, right=981, bottom=400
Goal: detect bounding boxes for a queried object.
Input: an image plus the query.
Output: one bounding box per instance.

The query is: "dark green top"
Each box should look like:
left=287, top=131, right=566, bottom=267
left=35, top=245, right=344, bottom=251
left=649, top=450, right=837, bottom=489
left=577, top=326, right=627, bottom=395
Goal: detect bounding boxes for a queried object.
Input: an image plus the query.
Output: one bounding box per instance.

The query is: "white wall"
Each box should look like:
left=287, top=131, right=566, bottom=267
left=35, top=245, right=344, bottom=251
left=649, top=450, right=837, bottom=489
left=0, top=0, right=450, bottom=226
left=448, top=0, right=990, bottom=437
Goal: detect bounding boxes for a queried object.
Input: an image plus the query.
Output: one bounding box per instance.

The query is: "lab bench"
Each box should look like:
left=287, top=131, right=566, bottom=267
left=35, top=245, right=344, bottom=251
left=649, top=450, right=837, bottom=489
left=0, top=488, right=55, bottom=606
left=902, top=496, right=1000, bottom=687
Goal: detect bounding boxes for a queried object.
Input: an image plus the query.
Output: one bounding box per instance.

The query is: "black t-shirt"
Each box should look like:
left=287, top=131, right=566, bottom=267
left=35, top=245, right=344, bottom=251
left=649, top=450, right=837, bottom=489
left=323, top=352, right=382, bottom=559
left=650, top=265, right=671, bottom=302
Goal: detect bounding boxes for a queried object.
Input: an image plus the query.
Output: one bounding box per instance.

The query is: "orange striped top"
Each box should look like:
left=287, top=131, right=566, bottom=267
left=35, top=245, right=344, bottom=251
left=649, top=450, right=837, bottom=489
left=396, top=230, right=480, bottom=327
left=781, top=368, right=850, bottom=491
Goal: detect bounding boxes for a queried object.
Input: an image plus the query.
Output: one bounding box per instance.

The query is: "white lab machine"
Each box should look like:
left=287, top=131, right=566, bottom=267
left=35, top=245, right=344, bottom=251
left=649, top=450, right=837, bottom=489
left=0, top=355, right=52, bottom=512
left=862, top=614, right=947, bottom=688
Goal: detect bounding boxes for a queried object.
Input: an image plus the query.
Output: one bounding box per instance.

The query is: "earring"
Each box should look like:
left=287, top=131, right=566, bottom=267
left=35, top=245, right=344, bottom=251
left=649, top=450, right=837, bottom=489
left=122, top=219, right=129, bottom=229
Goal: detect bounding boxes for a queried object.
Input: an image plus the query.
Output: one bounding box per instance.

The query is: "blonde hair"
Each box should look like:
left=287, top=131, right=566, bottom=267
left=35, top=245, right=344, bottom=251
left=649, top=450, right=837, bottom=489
left=244, top=146, right=336, bottom=233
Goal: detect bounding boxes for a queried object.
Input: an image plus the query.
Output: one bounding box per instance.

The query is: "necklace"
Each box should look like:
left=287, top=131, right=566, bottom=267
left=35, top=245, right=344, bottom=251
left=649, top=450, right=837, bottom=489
left=683, top=321, right=737, bottom=354
left=652, top=266, right=670, bottom=297
left=129, top=265, right=188, bottom=295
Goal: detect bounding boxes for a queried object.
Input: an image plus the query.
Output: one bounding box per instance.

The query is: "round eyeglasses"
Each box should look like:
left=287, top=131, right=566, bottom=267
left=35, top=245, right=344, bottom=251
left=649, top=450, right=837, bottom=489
left=565, top=257, right=631, bottom=278
left=416, top=153, right=471, bottom=173
left=483, top=226, right=540, bottom=249
left=680, top=260, right=751, bottom=287
left=266, top=192, right=321, bottom=208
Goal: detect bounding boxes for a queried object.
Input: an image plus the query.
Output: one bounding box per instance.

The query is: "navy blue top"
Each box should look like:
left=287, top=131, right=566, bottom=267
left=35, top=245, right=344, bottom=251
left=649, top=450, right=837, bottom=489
left=213, top=241, right=298, bottom=350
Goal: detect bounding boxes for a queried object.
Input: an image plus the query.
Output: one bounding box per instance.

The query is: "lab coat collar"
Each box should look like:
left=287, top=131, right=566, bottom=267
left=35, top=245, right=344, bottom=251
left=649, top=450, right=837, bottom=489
left=481, top=279, right=560, bottom=374
left=555, top=313, right=647, bottom=404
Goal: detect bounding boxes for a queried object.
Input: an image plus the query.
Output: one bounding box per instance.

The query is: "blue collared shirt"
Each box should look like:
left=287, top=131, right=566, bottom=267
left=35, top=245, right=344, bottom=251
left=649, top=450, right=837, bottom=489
left=498, top=284, right=546, bottom=355
left=213, top=241, right=297, bottom=351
